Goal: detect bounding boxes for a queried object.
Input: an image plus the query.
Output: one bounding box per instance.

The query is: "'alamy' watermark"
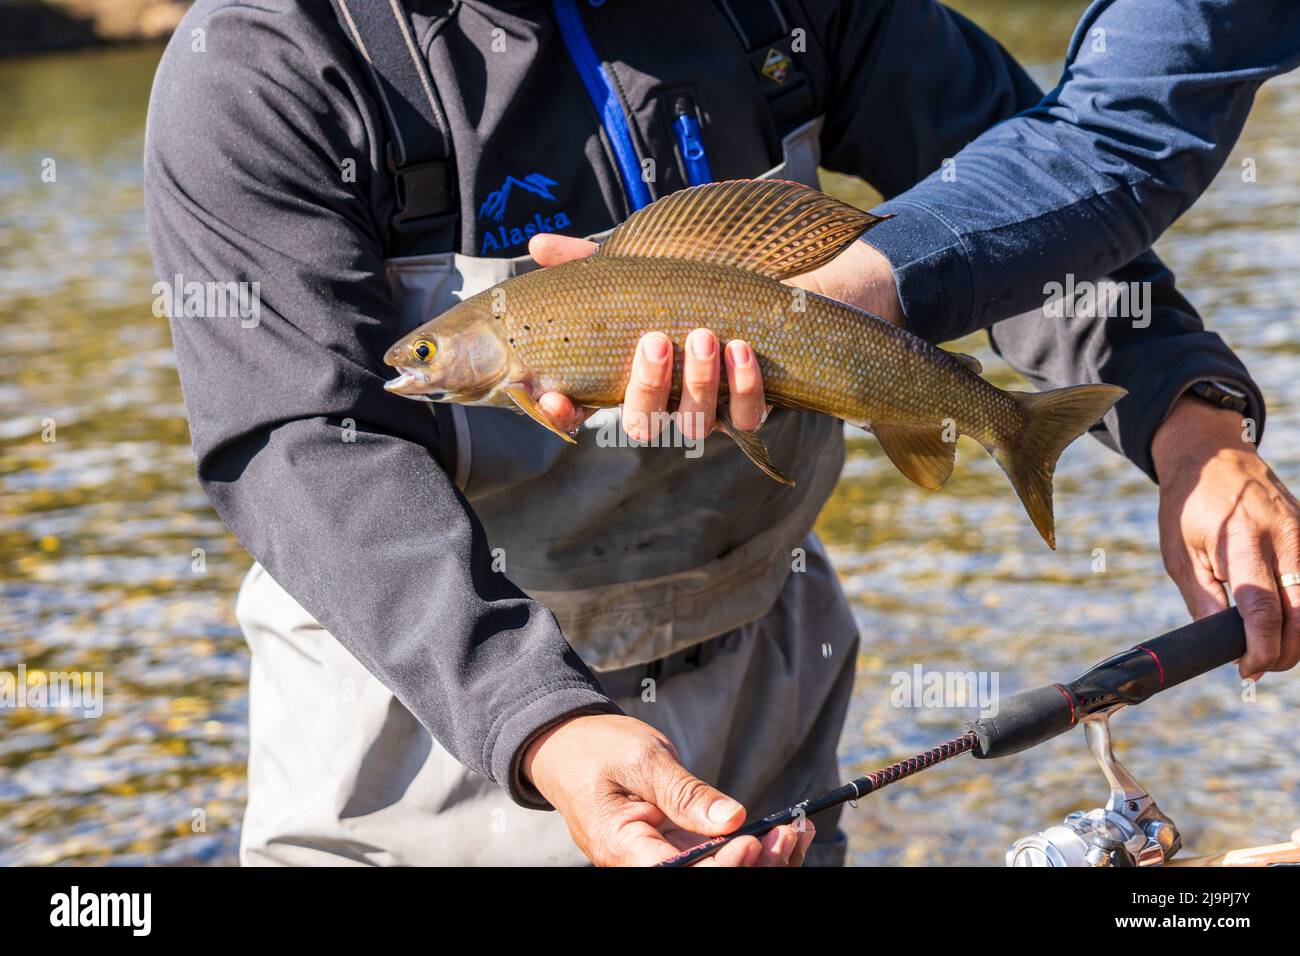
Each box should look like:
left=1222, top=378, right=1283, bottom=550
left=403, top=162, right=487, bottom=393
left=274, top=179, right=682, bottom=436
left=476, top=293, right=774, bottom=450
left=50, top=886, right=150, bottom=936
left=1, top=665, right=103, bottom=718
left=890, top=665, right=999, bottom=717
left=593, top=409, right=705, bottom=459
left=152, top=274, right=261, bottom=328
left=1043, top=274, right=1150, bottom=328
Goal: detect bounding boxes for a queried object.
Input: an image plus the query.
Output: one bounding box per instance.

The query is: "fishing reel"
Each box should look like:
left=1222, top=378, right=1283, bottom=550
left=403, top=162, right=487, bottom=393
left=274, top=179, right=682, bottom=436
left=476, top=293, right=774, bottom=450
left=1007, top=708, right=1181, bottom=867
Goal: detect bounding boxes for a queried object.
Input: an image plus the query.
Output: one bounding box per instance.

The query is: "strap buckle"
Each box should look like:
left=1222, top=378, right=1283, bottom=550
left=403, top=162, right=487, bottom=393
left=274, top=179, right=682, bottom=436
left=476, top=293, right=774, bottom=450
left=391, top=158, right=455, bottom=233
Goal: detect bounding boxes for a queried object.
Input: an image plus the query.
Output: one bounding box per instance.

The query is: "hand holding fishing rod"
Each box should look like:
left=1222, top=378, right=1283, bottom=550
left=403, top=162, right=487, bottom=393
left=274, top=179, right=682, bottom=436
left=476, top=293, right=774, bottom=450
left=523, top=712, right=816, bottom=866
left=660, top=607, right=1248, bottom=867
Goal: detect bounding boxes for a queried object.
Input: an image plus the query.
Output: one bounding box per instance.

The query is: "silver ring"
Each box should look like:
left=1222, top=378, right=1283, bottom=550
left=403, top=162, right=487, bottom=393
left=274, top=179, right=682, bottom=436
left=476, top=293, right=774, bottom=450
left=1279, top=572, right=1300, bottom=589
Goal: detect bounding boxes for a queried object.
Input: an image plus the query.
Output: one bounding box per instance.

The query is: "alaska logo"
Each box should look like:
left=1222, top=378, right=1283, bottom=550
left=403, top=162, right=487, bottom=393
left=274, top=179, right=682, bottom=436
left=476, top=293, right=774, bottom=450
left=478, top=172, right=572, bottom=255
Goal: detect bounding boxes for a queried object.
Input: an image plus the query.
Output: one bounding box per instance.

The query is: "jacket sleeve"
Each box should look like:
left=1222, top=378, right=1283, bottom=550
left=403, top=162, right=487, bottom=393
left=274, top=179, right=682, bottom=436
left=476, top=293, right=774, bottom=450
left=804, top=0, right=1270, bottom=478
left=986, top=250, right=1263, bottom=478
left=144, top=3, right=616, bottom=808
left=852, top=0, right=1300, bottom=341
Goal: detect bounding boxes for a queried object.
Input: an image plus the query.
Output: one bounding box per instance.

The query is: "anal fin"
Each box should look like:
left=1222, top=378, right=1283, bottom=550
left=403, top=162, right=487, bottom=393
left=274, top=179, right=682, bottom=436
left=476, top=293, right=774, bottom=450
left=873, top=424, right=956, bottom=490
left=505, top=383, right=577, bottom=444
left=718, top=418, right=795, bottom=487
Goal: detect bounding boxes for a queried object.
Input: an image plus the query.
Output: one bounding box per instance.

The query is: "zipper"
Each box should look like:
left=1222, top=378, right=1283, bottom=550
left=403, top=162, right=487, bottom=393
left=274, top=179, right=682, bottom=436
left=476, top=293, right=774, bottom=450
left=672, top=95, right=713, bottom=186
left=552, top=0, right=653, bottom=211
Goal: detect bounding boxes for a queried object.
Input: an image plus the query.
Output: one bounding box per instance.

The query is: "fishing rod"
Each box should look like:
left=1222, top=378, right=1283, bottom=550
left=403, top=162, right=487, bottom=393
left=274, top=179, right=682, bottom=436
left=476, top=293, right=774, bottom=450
left=659, top=606, right=1249, bottom=867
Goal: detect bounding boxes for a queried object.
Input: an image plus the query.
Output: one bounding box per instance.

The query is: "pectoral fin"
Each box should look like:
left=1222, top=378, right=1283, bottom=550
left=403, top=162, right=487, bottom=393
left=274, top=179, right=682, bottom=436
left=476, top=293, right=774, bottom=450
left=873, top=424, right=956, bottom=490
left=505, top=384, right=577, bottom=444
left=718, top=418, right=796, bottom=487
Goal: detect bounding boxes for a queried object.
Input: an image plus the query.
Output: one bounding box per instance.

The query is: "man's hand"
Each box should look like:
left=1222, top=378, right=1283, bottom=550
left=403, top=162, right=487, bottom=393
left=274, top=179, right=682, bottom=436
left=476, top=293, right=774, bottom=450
left=1152, top=394, right=1300, bottom=678
left=526, top=233, right=903, bottom=439
left=522, top=713, right=814, bottom=867
left=787, top=237, right=904, bottom=326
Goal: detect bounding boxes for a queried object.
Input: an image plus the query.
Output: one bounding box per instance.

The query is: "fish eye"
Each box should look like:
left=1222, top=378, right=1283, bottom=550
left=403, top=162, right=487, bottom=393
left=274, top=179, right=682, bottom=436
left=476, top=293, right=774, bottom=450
left=411, top=339, right=436, bottom=363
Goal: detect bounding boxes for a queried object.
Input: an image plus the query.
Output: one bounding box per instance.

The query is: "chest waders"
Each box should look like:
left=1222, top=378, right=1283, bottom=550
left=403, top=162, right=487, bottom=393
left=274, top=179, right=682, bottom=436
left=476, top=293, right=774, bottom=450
left=237, top=0, right=859, bottom=865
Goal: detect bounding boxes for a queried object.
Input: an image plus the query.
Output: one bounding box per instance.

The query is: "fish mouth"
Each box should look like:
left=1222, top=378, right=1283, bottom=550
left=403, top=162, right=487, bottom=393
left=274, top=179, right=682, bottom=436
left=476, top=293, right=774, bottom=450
left=384, top=371, right=444, bottom=401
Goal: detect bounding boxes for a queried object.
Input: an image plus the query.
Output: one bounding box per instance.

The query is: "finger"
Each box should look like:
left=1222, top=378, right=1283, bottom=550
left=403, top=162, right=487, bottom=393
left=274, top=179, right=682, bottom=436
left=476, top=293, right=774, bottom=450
left=788, top=819, right=817, bottom=867
left=1167, top=545, right=1230, bottom=621
left=1272, top=519, right=1300, bottom=671
left=753, top=825, right=798, bottom=867
left=1225, top=533, right=1283, bottom=678
left=528, top=233, right=599, bottom=268
left=537, top=392, right=593, bottom=433
left=724, top=339, right=766, bottom=431
left=623, top=332, right=674, bottom=443
left=638, top=749, right=746, bottom=838
left=694, top=836, right=762, bottom=868
left=677, top=329, right=719, bottom=441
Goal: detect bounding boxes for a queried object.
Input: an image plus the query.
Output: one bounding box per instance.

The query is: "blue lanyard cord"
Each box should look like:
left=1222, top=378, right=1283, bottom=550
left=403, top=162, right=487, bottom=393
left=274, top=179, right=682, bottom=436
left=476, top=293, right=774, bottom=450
left=552, top=0, right=653, bottom=211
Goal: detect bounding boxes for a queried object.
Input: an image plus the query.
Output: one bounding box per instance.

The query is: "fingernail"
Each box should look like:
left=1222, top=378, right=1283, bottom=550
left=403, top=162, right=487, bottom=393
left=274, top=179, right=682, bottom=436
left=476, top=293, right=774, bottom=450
left=688, top=329, right=715, bottom=360
left=779, top=830, right=795, bottom=863
left=728, top=342, right=752, bottom=366
left=707, top=797, right=741, bottom=824
left=642, top=335, right=670, bottom=363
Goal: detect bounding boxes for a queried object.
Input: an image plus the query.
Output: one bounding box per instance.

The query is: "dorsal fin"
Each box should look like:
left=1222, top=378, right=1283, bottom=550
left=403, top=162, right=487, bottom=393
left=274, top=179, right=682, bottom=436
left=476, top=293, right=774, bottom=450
left=596, top=179, right=893, bottom=279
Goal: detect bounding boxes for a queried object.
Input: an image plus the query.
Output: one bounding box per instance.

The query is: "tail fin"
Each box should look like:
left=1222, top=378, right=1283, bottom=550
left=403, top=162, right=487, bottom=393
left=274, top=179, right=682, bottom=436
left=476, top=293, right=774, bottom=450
left=992, top=385, right=1126, bottom=549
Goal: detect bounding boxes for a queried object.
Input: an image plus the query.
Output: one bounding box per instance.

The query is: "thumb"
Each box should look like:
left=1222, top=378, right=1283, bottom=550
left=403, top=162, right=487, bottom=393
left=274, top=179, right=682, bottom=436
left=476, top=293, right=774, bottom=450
left=642, top=751, right=746, bottom=836
left=528, top=233, right=599, bottom=268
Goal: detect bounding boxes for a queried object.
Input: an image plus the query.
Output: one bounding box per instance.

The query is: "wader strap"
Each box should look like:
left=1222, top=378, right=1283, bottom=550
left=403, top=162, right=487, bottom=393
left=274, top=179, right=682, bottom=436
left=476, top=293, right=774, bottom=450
left=711, top=0, right=813, bottom=138
left=331, top=0, right=460, bottom=464
left=331, top=0, right=459, bottom=249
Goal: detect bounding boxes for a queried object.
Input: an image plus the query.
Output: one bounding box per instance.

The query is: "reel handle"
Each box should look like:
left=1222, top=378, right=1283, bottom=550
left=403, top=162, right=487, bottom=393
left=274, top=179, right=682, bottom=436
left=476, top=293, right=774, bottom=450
left=969, top=607, right=1247, bottom=759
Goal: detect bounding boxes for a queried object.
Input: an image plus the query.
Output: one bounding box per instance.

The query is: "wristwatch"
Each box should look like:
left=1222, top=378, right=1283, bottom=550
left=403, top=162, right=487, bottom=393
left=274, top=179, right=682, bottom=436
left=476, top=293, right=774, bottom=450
left=1186, top=380, right=1251, bottom=415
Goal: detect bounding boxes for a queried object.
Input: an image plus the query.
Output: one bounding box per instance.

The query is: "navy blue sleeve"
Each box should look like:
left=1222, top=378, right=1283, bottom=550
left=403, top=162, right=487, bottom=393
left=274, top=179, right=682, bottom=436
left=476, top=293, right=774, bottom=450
left=859, top=0, right=1300, bottom=341
left=808, top=0, right=1277, bottom=478
left=985, top=249, right=1264, bottom=477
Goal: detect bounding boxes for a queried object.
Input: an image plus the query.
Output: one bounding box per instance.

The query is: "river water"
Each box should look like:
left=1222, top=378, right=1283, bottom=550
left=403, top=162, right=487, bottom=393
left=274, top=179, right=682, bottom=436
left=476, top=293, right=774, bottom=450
left=1, top=2, right=1296, bottom=865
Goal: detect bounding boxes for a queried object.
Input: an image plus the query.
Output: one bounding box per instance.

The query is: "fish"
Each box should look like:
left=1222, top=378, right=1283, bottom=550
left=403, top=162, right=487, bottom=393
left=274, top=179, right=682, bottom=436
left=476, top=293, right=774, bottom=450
left=383, top=179, right=1125, bottom=548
